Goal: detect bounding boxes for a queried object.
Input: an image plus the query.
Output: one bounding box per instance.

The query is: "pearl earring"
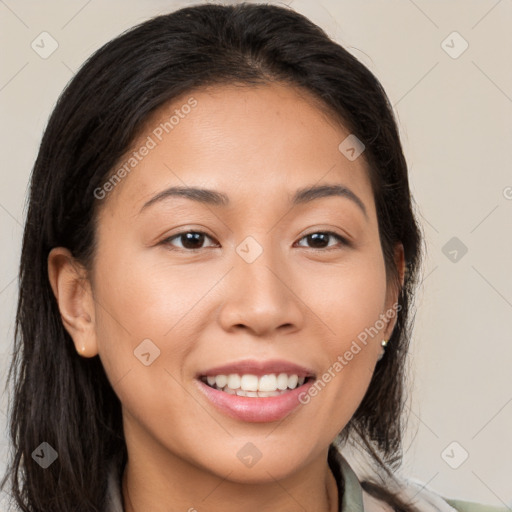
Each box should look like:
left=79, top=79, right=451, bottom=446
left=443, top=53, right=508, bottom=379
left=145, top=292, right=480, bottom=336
left=377, top=339, right=388, bottom=361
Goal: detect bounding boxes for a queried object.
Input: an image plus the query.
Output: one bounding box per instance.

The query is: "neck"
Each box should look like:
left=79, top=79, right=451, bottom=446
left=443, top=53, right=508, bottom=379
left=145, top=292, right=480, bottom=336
left=121, top=448, right=339, bottom=512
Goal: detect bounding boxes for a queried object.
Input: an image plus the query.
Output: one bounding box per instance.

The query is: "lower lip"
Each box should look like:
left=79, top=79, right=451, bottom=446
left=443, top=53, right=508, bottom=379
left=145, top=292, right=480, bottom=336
left=196, top=379, right=315, bottom=423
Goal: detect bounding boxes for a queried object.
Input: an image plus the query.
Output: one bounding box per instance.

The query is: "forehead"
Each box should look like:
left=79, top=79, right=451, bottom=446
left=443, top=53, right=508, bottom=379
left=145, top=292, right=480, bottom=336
left=101, top=82, right=375, bottom=219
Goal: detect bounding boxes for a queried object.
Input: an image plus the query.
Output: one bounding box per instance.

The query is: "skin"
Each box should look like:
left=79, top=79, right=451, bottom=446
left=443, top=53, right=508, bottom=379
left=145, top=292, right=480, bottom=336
left=48, top=82, right=404, bottom=512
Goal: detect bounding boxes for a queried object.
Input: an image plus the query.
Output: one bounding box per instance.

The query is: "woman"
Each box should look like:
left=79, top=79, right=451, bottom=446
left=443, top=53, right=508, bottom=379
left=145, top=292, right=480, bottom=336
left=1, top=3, right=506, bottom=511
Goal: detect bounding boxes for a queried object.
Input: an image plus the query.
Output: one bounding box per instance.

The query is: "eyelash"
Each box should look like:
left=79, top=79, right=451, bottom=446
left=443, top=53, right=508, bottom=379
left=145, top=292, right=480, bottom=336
left=161, top=230, right=350, bottom=252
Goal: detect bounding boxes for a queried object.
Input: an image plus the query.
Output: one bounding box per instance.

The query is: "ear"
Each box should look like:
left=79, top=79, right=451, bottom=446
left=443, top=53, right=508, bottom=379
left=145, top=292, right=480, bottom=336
left=382, top=242, right=405, bottom=340
left=47, top=247, right=98, bottom=358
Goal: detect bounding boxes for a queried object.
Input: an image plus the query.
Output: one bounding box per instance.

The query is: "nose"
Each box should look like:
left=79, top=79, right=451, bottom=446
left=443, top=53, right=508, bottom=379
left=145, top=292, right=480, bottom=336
left=217, top=240, right=305, bottom=338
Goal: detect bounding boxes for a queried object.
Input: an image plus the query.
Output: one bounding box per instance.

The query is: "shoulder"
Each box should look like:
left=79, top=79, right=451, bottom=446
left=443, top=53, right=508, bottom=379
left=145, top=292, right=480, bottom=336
left=360, top=474, right=509, bottom=512
left=391, top=476, right=509, bottom=512
left=331, top=446, right=509, bottom=512
left=443, top=497, right=510, bottom=512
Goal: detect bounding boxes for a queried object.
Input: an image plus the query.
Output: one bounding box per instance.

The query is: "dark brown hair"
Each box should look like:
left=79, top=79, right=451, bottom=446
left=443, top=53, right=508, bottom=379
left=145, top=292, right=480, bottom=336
left=2, top=3, right=423, bottom=510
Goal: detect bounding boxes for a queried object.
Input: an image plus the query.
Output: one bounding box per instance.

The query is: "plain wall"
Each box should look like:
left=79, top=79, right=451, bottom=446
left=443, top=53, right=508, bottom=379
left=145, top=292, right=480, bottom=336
left=1, top=0, right=511, bottom=508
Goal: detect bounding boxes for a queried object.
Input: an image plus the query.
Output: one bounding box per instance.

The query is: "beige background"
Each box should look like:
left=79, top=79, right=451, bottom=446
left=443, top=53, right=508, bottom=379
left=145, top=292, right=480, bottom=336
left=1, top=0, right=511, bottom=508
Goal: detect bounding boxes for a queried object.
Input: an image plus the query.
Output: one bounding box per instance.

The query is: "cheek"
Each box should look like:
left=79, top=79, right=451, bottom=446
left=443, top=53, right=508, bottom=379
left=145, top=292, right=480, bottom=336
left=90, top=248, right=202, bottom=444
left=304, top=249, right=388, bottom=346
left=93, top=243, right=208, bottom=339
left=91, top=242, right=225, bottom=389
left=302, top=248, right=387, bottom=403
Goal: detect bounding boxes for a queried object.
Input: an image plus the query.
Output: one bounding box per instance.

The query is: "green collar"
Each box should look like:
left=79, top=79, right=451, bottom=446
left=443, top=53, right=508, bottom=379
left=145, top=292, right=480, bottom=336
left=328, top=444, right=365, bottom=511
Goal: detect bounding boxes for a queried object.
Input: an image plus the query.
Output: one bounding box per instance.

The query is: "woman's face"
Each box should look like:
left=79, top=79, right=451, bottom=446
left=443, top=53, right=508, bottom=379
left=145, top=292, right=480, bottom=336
left=62, top=82, right=403, bottom=482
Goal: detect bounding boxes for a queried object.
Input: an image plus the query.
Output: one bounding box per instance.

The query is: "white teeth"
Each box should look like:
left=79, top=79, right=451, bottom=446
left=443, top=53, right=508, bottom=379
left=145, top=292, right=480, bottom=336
left=257, top=390, right=281, bottom=397
left=258, top=374, right=277, bottom=391
left=240, top=374, right=259, bottom=391
left=276, top=373, right=290, bottom=390
left=234, top=389, right=283, bottom=397
left=215, top=375, right=228, bottom=388
left=227, top=374, right=241, bottom=389
left=202, top=372, right=309, bottom=396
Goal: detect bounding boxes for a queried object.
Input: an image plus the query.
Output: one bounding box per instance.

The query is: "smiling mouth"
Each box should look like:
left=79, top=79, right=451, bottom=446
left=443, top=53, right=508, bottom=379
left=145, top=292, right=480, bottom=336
left=199, top=373, right=314, bottom=398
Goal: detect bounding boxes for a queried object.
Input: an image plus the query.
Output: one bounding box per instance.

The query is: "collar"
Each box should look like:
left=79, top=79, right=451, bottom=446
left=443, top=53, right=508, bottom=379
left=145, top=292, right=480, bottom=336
left=328, top=443, right=365, bottom=511
left=105, top=445, right=365, bottom=512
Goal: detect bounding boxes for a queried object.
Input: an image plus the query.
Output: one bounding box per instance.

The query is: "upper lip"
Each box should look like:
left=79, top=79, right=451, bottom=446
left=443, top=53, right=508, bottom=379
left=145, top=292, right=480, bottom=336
left=197, top=359, right=317, bottom=379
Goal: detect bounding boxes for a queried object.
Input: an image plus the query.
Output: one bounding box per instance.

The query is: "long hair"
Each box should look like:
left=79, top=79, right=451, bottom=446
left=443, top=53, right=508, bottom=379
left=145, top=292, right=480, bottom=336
left=2, top=3, right=423, bottom=511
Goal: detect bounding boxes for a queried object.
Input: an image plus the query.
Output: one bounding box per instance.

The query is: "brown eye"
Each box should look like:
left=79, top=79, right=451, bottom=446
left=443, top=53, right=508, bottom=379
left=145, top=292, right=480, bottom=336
left=162, top=231, right=219, bottom=251
left=295, top=231, right=348, bottom=250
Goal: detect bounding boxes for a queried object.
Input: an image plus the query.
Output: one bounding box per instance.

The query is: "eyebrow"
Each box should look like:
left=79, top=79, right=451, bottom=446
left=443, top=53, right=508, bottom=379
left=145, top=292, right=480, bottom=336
left=139, top=183, right=368, bottom=219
